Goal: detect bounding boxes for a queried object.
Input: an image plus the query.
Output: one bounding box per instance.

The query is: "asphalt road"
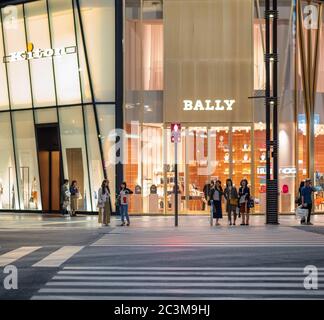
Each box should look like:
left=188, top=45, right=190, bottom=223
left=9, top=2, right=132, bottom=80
left=0, top=215, right=324, bottom=300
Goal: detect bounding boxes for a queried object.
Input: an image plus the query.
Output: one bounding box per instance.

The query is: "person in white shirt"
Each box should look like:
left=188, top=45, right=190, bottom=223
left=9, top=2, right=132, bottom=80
left=118, top=182, right=133, bottom=226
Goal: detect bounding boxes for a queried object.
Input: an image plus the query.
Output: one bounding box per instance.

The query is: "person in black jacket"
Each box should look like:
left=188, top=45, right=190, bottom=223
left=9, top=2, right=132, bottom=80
left=297, top=181, right=305, bottom=206
left=238, top=179, right=250, bottom=226
left=209, top=180, right=223, bottom=226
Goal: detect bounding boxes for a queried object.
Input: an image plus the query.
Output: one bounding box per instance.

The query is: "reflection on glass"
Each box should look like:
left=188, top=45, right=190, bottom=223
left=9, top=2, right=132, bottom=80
left=187, top=127, right=208, bottom=213
left=232, top=126, right=252, bottom=188
left=0, top=113, right=18, bottom=209
left=59, top=106, right=91, bottom=211
left=12, top=111, right=41, bottom=210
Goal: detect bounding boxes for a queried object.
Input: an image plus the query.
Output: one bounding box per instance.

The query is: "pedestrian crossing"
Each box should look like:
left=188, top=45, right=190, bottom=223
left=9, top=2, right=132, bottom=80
left=91, top=227, right=324, bottom=247
left=0, top=246, right=83, bottom=268
left=31, top=266, right=324, bottom=300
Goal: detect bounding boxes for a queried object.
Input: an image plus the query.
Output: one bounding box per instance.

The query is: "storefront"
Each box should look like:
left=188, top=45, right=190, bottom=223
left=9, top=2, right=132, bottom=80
left=1, top=0, right=323, bottom=215
left=0, top=0, right=119, bottom=212
left=123, top=0, right=324, bottom=215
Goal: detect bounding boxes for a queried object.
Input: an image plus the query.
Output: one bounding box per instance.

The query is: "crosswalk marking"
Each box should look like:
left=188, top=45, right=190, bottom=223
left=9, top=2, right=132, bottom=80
left=32, top=266, right=324, bottom=300
left=61, top=266, right=324, bottom=270
left=0, top=247, right=41, bottom=267
left=33, top=246, right=84, bottom=268
left=91, top=227, right=324, bottom=247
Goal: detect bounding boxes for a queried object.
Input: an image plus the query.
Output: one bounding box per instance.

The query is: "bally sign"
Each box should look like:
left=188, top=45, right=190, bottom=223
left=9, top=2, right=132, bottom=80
left=3, top=46, right=77, bottom=63
left=183, top=99, right=236, bottom=111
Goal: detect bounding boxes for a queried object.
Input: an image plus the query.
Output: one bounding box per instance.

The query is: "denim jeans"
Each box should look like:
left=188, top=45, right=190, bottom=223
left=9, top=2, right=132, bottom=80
left=120, top=204, right=130, bottom=223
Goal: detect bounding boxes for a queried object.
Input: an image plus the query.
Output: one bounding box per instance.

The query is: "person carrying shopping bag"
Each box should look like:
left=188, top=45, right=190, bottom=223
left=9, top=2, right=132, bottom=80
left=97, top=179, right=112, bottom=226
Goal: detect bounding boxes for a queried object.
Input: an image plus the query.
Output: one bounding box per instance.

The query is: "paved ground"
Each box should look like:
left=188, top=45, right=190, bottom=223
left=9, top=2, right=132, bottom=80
left=0, top=213, right=324, bottom=300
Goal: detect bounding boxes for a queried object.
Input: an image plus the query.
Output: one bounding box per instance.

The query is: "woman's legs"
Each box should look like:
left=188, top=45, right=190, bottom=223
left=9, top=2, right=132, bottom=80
left=233, top=208, right=237, bottom=225
left=246, top=211, right=250, bottom=225
left=98, top=207, right=103, bottom=224
left=228, top=208, right=232, bottom=225
left=102, top=206, right=107, bottom=226
left=124, top=204, right=130, bottom=225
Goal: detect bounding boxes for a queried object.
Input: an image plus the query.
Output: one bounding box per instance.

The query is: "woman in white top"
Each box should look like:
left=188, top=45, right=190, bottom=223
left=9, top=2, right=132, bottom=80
left=97, top=179, right=111, bottom=226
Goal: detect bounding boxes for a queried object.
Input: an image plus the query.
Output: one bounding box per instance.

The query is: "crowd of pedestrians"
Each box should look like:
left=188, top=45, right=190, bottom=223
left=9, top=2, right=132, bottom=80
left=60, top=179, right=133, bottom=227
left=60, top=176, right=316, bottom=227
left=207, top=178, right=253, bottom=226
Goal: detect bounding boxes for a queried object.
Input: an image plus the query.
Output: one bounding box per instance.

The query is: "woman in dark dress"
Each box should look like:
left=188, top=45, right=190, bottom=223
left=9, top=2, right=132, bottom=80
left=209, top=180, right=223, bottom=226
left=238, top=179, right=251, bottom=226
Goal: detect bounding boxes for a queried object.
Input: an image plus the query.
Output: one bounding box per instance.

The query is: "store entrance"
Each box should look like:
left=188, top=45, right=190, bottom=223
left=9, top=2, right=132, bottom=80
left=36, top=124, right=62, bottom=212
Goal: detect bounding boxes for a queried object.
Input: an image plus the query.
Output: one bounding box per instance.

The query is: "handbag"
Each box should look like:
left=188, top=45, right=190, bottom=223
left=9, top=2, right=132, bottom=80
left=248, top=198, right=255, bottom=208
left=230, top=198, right=238, bottom=206
left=295, top=205, right=308, bottom=218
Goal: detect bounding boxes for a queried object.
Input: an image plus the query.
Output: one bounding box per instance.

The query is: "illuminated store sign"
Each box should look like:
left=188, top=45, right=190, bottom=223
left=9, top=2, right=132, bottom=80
left=257, top=166, right=297, bottom=175
left=3, top=45, right=77, bottom=63
left=183, top=99, right=236, bottom=111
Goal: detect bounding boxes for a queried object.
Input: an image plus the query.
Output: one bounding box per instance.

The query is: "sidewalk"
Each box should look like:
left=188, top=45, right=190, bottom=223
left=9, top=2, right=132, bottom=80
left=1, top=212, right=324, bottom=230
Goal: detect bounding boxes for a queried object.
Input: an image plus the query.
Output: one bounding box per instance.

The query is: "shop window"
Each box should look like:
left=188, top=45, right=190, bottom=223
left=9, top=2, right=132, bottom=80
left=0, top=113, right=18, bottom=209
left=12, top=111, right=41, bottom=210
left=49, top=0, right=81, bottom=105
left=232, top=126, right=252, bottom=188
left=84, top=106, right=105, bottom=210
left=80, top=0, right=115, bottom=102
left=0, top=13, right=9, bottom=111
left=96, top=105, right=116, bottom=211
left=2, top=5, right=32, bottom=109
left=187, top=127, right=208, bottom=213
left=59, top=106, right=91, bottom=211
left=254, top=123, right=266, bottom=214
left=25, top=0, right=56, bottom=107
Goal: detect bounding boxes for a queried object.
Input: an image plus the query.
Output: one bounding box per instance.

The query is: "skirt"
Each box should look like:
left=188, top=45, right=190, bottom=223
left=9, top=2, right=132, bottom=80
left=71, top=195, right=79, bottom=211
left=240, top=202, right=250, bottom=214
left=98, top=198, right=111, bottom=225
left=213, top=200, right=223, bottom=219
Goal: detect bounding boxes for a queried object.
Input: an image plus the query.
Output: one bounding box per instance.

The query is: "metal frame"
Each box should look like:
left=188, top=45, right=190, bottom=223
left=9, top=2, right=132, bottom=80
left=265, top=0, right=279, bottom=224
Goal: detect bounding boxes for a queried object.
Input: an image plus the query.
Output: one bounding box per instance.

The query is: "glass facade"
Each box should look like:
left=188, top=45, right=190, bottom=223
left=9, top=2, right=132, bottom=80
left=0, top=0, right=323, bottom=215
left=0, top=0, right=116, bottom=212
left=123, top=0, right=324, bottom=215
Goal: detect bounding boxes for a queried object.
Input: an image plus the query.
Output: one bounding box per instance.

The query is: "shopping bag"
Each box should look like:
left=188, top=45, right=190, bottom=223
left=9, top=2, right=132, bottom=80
left=295, top=205, right=308, bottom=218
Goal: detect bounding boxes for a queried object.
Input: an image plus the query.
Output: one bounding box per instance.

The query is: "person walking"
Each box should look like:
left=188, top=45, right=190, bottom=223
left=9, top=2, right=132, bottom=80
left=70, top=180, right=80, bottom=217
left=238, top=179, right=250, bottom=226
left=301, top=178, right=315, bottom=225
left=118, top=182, right=133, bottom=226
left=97, top=179, right=111, bottom=226
left=209, top=180, right=223, bottom=226
left=60, top=179, right=70, bottom=216
left=224, top=178, right=238, bottom=226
